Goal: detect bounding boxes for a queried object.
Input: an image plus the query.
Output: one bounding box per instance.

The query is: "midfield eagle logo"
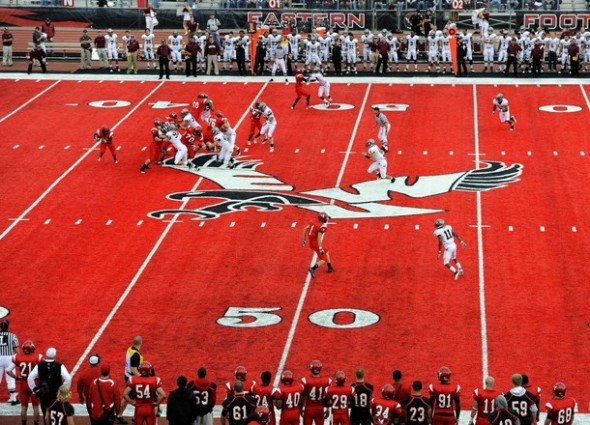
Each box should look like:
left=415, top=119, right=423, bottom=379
left=148, top=154, right=523, bottom=220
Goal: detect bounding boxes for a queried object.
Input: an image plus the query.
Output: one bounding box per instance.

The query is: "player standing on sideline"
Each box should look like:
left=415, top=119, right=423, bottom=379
left=326, top=371, right=355, bottom=425
left=221, top=381, right=257, bottom=425
left=94, top=125, right=118, bottom=164
left=309, top=71, right=332, bottom=106
left=168, top=31, right=184, bottom=72
left=0, top=319, right=19, bottom=405
left=302, top=213, right=335, bottom=278
left=123, top=362, right=166, bottom=425
left=254, top=100, right=277, bottom=153
left=488, top=396, right=520, bottom=425
left=274, top=371, right=305, bottom=425
left=371, top=385, right=403, bottom=425
left=391, top=371, right=411, bottom=404
left=469, top=377, right=502, bottom=425
left=74, top=353, right=102, bottom=417
left=191, top=367, right=217, bottom=425
left=7, top=341, right=42, bottom=423
left=251, top=372, right=276, bottom=425
left=404, top=31, right=419, bottom=72
left=45, top=385, right=75, bottom=425
left=142, top=29, right=156, bottom=70
left=301, top=360, right=331, bottom=425
left=521, top=375, right=541, bottom=421
left=363, top=139, right=391, bottom=180
left=433, top=218, right=466, bottom=280
left=504, top=374, right=538, bottom=425
left=492, top=93, right=516, bottom=131
left=402, top=381, right=432, bottom=425
left=372, top=107, right=391, bottom=153
left=225, top=366, right=256, bottom=396
left=350, top=369, right=373, bottom=425
left=545, top=383, right=576, bottom=425
left=292, top=68, right=311, bottom=110
left=105, top=29, right=120, bottom=72
left=429, top=367, right=461, bottom=425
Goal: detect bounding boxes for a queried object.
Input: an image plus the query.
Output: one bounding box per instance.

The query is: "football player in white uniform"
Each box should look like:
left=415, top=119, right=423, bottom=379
left=142, top=29, right=156, bottom=70
left=461, top=29, right=474, bottom=72
left=496, top=31, right=510, bottom=73
left=304, top=35, right=322, bottom=70
left=492, top=93, right=516, bottom=131
left=433, top=218, right=467, bottom=280
left=254, top=100, right=277, bottom=152
left=482, top=30, right=497, bottom=72
left=361, top=29, right=373, bottom=70
left=168, top=31, right=184, bottom=72
left=387, top=33, right=400, bottom=72
left=288, top=30, right=301, bottom=62
left=309, top=71, right=332, bottom=106
left=440, top=31, right=452, bottom=74
left=362, top=139, right=391, bottom=180
left=105, top=28, right=119, bottom=72
left=343, top=32, right=358, bottom=74
left=404, top=31, right=419, bottom=72
left=165, top=123, right=191, bottom=167
left=426, top=31, right=440, bottom=73
left=372, top=107, right=391, bottom=153
left=270, top=40, right=289, bottom=83
left=223, top=32, right=236, bottom=70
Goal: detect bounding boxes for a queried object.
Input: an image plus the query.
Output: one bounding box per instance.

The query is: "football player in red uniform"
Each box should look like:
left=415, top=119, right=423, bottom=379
left=190, top=367, right=217, bottom=425
left=94, top=125, right=118, bottom=164
left=428, top=367, right=460, bottom=425
left=302, top=360, right=332, bottom=425
left=6, top=341, right=42, bottom=425
left=302, top=213, right=335, bottom=278
left=247, top=107, right=263, bottom=146
left=123, top=361, right=166, bottom=425
left=544, top=383, right=576, bottom=425
left=251, top=371, right=277, bottom=425
left=140, top=118, right=167, bottom=173
left=274, top=370, right=305, bottom=425
left=291, top=68, right=311, bottom=110
left=225, top=366, right=256, bottom=396
left=402, top=381, right=432, bottom=425
left=326, top=371, right=355, bottom=425
left=469, top=376, right=501, bottom=425
left=371, top=384, right=403, bottom=425
left=247, top=406, right=271, bottom=425
left=391, top=370, right=411, bottom=404
left=351, top=369, right=374, bottom=425
left=522, top=375, right=541, bottom=423
left=192, top=93, right=214, bottom=128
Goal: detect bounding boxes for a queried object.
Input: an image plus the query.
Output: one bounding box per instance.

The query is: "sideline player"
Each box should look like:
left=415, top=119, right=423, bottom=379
left=274, top=371, right=305, bottom=425
left=492, top=93, right=516, bottom=131
left=94, top=125, right=118, bottom=163
left=469, top=377, right=502, bottom=425
left=142, top=29, right=156, bottom=70
left=363, top=139, right=391, bottom=180
left=123, top=362, right=166, bottom=425
left=545, top=383, right=576, bottom=425
left=325, top=371, right=355, bottom=425
left=302, top=212, right=335, bottom=278
left=433, top=219, right=467, bottom=280
left=429, top=367, right=461, bottom=425
left=372, top=107, right=391, bottom=153
left=7, top=341, right=42, bottom=422
left=105, top=28, right=119, bottom=72
left=301, top=360, right=331, bottom=425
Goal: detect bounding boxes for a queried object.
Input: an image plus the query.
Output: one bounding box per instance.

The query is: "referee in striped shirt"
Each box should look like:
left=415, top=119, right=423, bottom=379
left=0, top=319, right=20, bottom=405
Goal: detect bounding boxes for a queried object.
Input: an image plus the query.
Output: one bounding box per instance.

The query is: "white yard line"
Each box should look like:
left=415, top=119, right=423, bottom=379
left=70, top=82, right=269, bottom=377
left=580, top=84, right=590, bottom=112
left=273, top=83, right=373, bottom=385
left=0, top=80, right=60, bottom=123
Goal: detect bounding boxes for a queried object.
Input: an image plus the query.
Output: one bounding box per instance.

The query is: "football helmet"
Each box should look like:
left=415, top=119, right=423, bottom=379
left=438, top=366, right=451, bottom=383
left=169, top=112, right=178, bottom=120
left=22, top=340, right=35, bottom=355
left=435, top=218, right=445, bottom=228
left=309, top=359, right=323, bottom=374
left=181, top=108, right=190, bottom=116
left=281, top=370, right=294, bottom=385
left=216, top=111, right=226, bottom=118
left=381, top=384, right=395, bottom=400
left=364, top=29, right=370, bottom=34
left=318, top=213, right=330, bottom=224
left=254, top=406, right=270, bottom=424
left=0, top=319, right=8, bottom=332
left=139, top=361, right=153, bottom=376
left=496, top=93, right=504, bottom=102
left=334, top=370, right=346, bottom=385
left=255, top=101, right=266, bottom=111
left=154, top=117, right=164, bottom=128
left=101, top=126, right=110, bottom=136
left=366, top=139, right=376, bottom=148
left=235, top=366, right=247, bottom=381
left=553, top=382, right=567, bottom=398
left=197, top=92, right=209, bottom=99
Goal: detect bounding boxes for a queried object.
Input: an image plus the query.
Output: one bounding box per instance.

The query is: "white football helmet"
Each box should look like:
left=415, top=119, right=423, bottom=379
left=366, top=139, right=376, bottom=148
left=435, top=218, right=445, bottom=228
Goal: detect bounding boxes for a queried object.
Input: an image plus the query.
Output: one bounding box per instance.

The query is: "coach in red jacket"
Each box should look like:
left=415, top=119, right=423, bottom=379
left=88, top=365, right=122, bottom=425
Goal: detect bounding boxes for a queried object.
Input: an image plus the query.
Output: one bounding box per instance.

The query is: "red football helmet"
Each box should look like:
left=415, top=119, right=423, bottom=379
left=22, top=340, right=35, bottom=355
left=101, top=126, right=110, bottom=136
left=215, top=111, right=226, bottom=118
left=281, top=370, right=294, bottom=385
left=153, top=117, right=164, bottom=128
left=235, top=366, right=247, bottom=381
left=553, top=382, right=567, bottom=398
left=438, top=367, right=451, bottom=383
left=138, top=361, right=153, bottom=376
left=309, top=359, right=323, bottom=375
left=334, top=370, right=346, bottom=385
left=197, top=92, right=209, bottom=99
left=318, top=213, right=330, bottom=223
left=381, top=384, right=395, bottom=400
left=254, top=406, right=270, bottom=424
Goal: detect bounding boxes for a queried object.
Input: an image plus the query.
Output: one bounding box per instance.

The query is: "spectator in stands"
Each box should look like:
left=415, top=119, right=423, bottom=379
left=145, top=8, right=156, bottom=34
left=206, top=14, right=221, bottom=46
left=27, top=44, right=47, bottom=74
left=488, top=0, right=502, bottom=12
left=41, top=18, right=55, bottom=42
left=80, top=29, right=92, bottom=70
left=126, top=35, right=140, bottom=74
left=186, top=16, right=198, bottom=40
left=204, top=34, right=220, bottom=75
left=157, top=39, right=171, bottom=79
left=94, top=31, right=108, bottom=69
left=2, top=28, right=13, bottom=66
left=182, top=5, right=192, bottom=34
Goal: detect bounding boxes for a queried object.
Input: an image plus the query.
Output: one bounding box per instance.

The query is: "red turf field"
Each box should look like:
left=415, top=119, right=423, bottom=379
left=1, top=77, right=590, bottom=411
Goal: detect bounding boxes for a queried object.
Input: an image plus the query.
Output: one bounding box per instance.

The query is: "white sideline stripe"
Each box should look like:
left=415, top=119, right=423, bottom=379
left=70, top=82, right=270, bottom=378
left=580, top=84, right=590, bottom=112
left=0, top=80, right=60, bottom=124
left=473, top=85, right=489, bottom=381
left=0, top=81, right=166, bottom=242
left=273, top=84, right=372, bottom=386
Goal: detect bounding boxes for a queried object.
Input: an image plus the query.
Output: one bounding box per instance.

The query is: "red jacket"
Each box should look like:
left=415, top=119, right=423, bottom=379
left=88, top=377, right=122, bottom=420
left=76, top=366, right=102, bottom=403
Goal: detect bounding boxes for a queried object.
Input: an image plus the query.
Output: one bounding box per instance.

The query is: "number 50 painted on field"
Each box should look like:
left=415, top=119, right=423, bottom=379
left=217, top=307, right=380, bottom=329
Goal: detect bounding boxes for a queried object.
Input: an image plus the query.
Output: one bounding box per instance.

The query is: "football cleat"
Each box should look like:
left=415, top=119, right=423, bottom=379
left=22, top=340, right=35, bottom=355
left=281, top=370, right=294, bottom=385
left=381, top=384, right=395, bottom=400
left=553, top=382, right=567, bottom=398
left=309, top=359, right=323, bottom=374
left=235, top=366, right=247, bottom=381
left=435, top=218, right=445, bottom=228
left=438, top=366, right=451, bottom=382
left=334, top=370, right=346, bottom=385
left=454, top=270, right=461, bottom=280
left=308, top=267, right=316, bottom=279
left=138, top=361, right=153, bottom=376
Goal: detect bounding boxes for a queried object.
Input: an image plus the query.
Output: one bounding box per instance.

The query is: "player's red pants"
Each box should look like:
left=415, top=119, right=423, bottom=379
left=296, top=86, right=311, bottom=97
left=476, top=417, right=489, bottom=425
left=433, top=414, right=456, bottom=425
left=249, top=120, right=262, bottom=136
left=150, top=141, right=163, bottom=162
left=135, top=405, right=157, bottom=425
left=332, top=413, right=350, bottom=425
left=100, top=143, right=116, bottom=156
left=304, top=405, right=325, bottom=425
left=280, top=409, right=302, bottom=425
left=18, top=380, right=39, bottom=406
left=309, top=242, right=327, bottom=261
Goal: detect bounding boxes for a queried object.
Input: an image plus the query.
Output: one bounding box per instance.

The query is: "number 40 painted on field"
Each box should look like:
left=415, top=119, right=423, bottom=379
left=217, top=307, right=380, bottom=329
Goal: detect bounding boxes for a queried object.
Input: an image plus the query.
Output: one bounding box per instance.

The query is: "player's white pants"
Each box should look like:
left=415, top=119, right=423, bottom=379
left=584, top=50, right=590, bottom=63
left=0, top=356, right=16, bottom=391
left=406, top=49, right=417, bottom=61
left=290, top=47, right=298, bottom=61
left=272, top=58, right=287, bottom=75
left=218, top=139, right=234, bottom=166
left=305, top=53, right=321, bottom=66
left=484, top=47, right=494, bottom=62
left=378, top=127, right=389, bottom=145
left=346, top=52, right=357, bottom=64
left=497, top=49, right=507, bottom=63
left=261, top=119, right=277, bottom=138
left=480, top=21, right=489, bottom=36
left=318, top=83, right=331, bottom=98
left=363, top=45, right=371, bottom=61
left=441, top=49, right=451, bottom=63
left=171, top=50, right=182, bottom=63
left=428, top=50, right=439, bottom=63
left=223, top=49, right=234, bottom=62
left=107, top=47, right=118, bottom=60
left=368, top=158, right=388, bottom=179
left=321, top=49, right=330, bottom=62
left=389, top=50, right=398, bottom=62
left=466, top=48, right=473, bottom=61
left=561, top=52, right=569, bottom=66
left=173, top=143, right=188, bottom=164
left=194, top=413, right=213, bottom=425
left=144, top=47, right=154, bottom=60
left=442, top=242, right=457, bottom=265
left=499, top=110, right=511, bottom=123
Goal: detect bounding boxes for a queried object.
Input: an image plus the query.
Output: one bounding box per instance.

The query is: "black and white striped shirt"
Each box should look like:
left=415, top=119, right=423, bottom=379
left=0, top=331, right=19, bottom=356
